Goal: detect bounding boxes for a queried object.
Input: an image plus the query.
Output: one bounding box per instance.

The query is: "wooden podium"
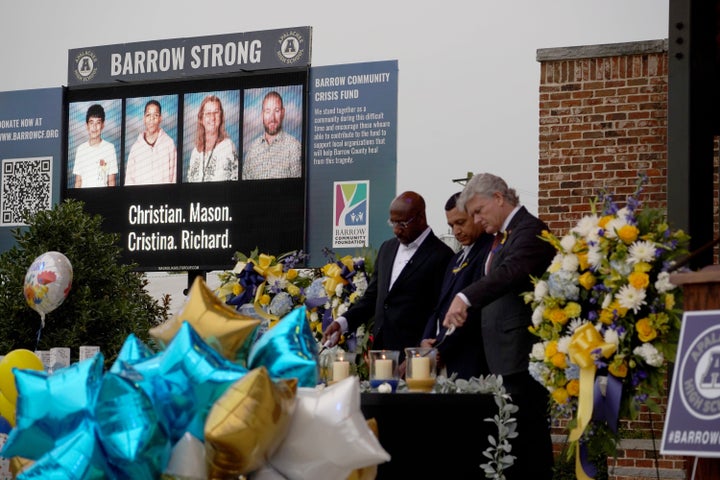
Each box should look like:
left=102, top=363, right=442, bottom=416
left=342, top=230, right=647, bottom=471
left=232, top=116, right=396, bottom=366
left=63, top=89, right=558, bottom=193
left=669, top=265, right=720, bottom=480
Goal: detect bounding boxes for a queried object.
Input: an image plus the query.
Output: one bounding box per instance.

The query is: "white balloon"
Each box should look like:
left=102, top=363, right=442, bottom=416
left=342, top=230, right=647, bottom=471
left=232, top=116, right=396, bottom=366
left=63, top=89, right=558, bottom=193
left=163, top=431, right=207, bottom=480
left=267, top=377, right=390, bottom=480
left=23, top=251, right=73, bottom=326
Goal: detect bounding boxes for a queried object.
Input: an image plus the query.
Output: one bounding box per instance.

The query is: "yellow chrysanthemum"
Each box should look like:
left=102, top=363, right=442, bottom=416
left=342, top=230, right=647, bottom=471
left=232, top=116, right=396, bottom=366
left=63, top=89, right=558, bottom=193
left=232, top=283, right=243, bottom=295
left=564, top=302, right=582, bottom=319
left=665, top=293, right=675, bottom=310
left=577, top=252, right=590, bottom=271
left=259, top=293, right=271, bottom=306
left=617, top=224, right=640, bottom=244
left=286, top=284, right=300, bottom=297
left=636, top=317, right=658, bottom=342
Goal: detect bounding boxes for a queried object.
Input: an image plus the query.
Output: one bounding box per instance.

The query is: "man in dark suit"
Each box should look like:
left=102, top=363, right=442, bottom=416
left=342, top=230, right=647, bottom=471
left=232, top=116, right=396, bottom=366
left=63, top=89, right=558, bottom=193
left=443, top=173, right=555, bottom=480
left=322, top=191, right=454, bottom=357
left=421, top=192, right=493, bottom=380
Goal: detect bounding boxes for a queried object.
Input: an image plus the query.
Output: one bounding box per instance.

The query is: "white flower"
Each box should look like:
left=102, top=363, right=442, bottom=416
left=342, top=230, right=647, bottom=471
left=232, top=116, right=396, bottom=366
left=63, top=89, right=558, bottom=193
left=655, top=271, right=675, bottom=294
left=335, top=283, right=344, bottom=298
left=561, top=254, right=579, bottom=272
left=560, top=234, right=576, bottom=253
left=567, top=317, right=586, bottom=334
left=602, top=293, right=613, bottom=309
left=628, top=240, right=657, bottom=265
left=605, top=216, right=628, bottom=239
left=557, top=336, right=571, bottom=354
left=616, top=284, right=647, bottom=313
left=603, top=328, right=620, bottom=348
left=634, top=343, right=664, bottom=367
left=532, top=305, right=545, bottom=327
left=534, top=280, right=549, bottom=302
left=572, top=214, right=600, bottom=238
left=309, top=311, right=319, bottom=322
left=530, top=342, right=546, bottom=361
left=587, top=245, right=603, bottom=269
left=336, top=303, right=349, bottom=317
left=353, top=275, right=368, bottom=296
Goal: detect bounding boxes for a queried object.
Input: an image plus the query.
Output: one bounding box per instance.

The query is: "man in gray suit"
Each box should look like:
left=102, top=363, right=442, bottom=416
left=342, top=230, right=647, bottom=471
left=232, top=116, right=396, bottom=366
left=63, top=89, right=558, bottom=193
left=322, top=191, right=453, bottom=357
left=443, top=173, right=555, bottom=480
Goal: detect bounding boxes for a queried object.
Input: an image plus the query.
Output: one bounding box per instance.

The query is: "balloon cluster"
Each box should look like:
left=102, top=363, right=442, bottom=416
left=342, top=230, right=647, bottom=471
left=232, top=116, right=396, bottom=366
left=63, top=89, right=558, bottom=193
left=0, top=277, right=388, bottom=479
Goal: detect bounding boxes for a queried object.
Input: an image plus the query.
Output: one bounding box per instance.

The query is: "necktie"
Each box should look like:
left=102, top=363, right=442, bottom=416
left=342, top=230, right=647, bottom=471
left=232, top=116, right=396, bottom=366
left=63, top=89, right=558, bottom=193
left=485, top=233, right=503, bottom=274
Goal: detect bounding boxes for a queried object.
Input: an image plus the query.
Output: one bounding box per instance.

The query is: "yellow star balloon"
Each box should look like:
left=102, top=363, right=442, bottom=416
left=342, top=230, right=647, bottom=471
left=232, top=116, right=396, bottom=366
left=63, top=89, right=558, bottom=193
left=149, top=276, right=260, bottom=363
left=204, top=367, right=297, bottom=477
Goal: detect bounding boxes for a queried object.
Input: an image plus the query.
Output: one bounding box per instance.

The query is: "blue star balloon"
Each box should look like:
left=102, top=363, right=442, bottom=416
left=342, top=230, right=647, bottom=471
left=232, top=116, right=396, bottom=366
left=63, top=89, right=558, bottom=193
left=95, top=372, right=171, bottom=479
left=248, top=306, right=319, bottom=387
left=121, top=321, right=249, bottom=443
left=109, top=333, right=156, bottom=375
left=1, top=354, right=104, bottom=461
left=13, top=422, right=110, bottom=479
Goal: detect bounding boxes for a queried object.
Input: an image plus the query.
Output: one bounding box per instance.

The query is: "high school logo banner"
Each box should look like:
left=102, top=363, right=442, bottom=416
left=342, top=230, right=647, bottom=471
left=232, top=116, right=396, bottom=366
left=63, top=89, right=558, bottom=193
left=661, top=310, right=720, bottom=457
left=68, top=27, right=311, bottom=87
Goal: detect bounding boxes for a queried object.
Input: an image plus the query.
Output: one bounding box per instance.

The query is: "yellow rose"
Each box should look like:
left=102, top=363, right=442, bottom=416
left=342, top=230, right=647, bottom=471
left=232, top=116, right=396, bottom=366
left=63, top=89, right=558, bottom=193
left=578, top=271, right=596, bottom=290
left=628, top=271, right=650, bottom=289
left=232, top=284, right=244, bottom=295
left=636, top=317, right=658, bottom=342
left=566, top=379, right=580, bottom=397
left=547, top=308, right=569, bottom=326
left=552, top=388, right=569, bottom=405
left=551, top=352, right=568, bottom=369
left=286, top=269, right=298, bottom=280
left=259, top=293, right=271, bottom=306
left=609, top=359, right=629, bottom=378
left=545, top=341, right=558, bottom=359
left=617, top=224, right=640, bottom=244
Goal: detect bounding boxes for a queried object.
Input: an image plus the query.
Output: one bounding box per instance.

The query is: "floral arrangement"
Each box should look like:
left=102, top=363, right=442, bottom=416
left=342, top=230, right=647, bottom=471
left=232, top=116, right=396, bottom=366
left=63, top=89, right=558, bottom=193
left=523, top=175, right=690, bottom=477
left=215, top=249, right=314, bottom=328
left=304, top=248, right=371, bottom=351
left=216, top=247, right=375, bottom=376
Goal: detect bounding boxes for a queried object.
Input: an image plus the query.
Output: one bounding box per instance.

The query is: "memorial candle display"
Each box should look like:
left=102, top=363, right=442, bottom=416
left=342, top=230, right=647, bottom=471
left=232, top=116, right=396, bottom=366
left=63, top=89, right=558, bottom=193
left=332, top=360, right=350, bottom=381
left=410, top=356, right=430, bottom=379
left=375, top=359, right=393, bottom=379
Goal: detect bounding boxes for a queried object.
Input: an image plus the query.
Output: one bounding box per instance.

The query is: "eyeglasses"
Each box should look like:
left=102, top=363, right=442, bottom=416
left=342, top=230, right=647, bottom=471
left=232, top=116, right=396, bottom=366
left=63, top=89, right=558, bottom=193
left=387, top=215, right=416, bottom=229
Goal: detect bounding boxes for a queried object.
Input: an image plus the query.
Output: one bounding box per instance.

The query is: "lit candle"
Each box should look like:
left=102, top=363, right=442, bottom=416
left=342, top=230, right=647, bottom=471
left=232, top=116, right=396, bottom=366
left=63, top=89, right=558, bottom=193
left=411, top=356, right=431, bottom=379
left=332, top=361, right=350, bottom=381
left=375, top=358, right=393, bottom=379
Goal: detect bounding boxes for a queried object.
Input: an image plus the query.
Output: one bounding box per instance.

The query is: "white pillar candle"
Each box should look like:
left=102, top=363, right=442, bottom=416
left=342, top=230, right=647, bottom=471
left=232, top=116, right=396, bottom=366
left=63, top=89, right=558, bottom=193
left=411, top=356, right=431, bottom=379
left=375, top=358, right=393, bottom=379
left=332, top=361, right=350, bottom=381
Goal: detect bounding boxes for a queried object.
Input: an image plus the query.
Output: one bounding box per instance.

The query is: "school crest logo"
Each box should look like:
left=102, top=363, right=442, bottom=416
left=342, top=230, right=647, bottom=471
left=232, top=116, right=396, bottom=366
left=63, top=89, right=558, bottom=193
left=276, top=31, right=306, bottom=65
left=74, top=50, right=98, bottom=82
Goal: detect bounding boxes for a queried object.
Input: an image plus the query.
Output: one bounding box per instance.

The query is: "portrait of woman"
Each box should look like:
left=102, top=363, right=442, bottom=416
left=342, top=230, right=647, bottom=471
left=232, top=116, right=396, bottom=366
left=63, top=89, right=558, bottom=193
left=184, top=91, right=239, bottom=182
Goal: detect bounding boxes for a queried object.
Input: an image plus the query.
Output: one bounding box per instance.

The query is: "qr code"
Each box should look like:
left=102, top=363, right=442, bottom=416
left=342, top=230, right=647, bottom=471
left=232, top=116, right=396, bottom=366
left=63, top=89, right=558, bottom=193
left=1, top=156, right=52, bottom=226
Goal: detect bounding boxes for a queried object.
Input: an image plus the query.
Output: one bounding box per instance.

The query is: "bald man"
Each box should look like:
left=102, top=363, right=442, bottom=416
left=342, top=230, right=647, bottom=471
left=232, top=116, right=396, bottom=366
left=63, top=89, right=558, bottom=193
left=322, top=191, right=454, bottom=357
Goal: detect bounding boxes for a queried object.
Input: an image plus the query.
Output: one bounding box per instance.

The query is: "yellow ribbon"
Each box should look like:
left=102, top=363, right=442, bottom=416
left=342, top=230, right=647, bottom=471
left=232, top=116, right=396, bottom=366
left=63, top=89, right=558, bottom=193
left=251, top=254, right=284, bottom=278
left=321, top=261, right=351, bottom=297
left=567, top=322, right=616, bottom=480
left=253, top=281, right=280, bottom=328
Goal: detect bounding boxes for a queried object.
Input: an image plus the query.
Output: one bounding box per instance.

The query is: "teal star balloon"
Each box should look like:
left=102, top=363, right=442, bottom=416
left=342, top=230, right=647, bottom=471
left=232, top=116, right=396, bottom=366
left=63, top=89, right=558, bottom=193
left=119, top=321, right=249, bottom=443
left=248, top=306, right=319, bottom=387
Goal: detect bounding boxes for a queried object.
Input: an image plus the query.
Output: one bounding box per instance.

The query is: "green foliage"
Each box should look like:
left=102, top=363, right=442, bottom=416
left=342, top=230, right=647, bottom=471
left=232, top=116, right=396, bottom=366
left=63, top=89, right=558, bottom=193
left=0, top=199, right=169, bottom=367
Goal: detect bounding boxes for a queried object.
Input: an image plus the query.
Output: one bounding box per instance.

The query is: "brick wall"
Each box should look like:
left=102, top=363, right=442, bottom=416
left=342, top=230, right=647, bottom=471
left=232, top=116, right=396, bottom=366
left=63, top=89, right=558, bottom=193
left=535, top=39, right=715, bottom=480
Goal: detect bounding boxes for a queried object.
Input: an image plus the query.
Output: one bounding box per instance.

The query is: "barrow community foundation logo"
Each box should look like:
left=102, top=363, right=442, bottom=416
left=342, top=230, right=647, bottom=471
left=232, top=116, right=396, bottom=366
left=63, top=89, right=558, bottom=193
left=73, top=50, right=98, bottom=82
left=276, top=30, right=306, bottom=65
left=333, top=181, right=369, bottom=249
